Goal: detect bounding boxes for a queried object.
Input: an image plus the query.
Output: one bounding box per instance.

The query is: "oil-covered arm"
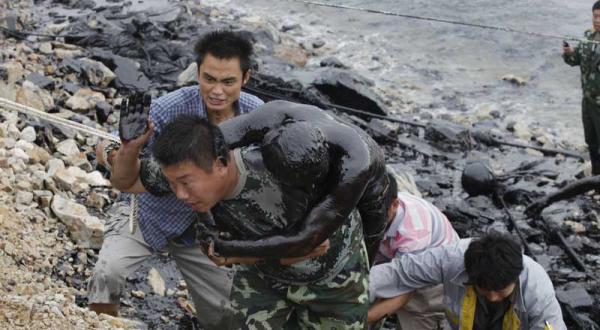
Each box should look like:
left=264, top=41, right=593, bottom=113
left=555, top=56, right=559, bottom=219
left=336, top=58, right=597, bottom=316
left=214, top=129, right=373, bottom=258
left=356, top=139, right=389, bottom=264
left=220, top=100, right=333, bottom=148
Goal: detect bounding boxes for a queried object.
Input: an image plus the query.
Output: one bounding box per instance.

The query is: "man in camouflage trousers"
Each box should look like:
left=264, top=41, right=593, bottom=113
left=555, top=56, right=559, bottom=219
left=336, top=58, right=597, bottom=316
left=564, top=0, right=600, bottom=175
left=133, top=101, right=388, bottom=328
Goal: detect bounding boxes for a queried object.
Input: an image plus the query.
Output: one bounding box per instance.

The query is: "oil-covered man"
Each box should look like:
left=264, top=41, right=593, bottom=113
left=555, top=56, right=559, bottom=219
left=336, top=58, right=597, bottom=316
left=139, top=101, right=389, bottom=328
left=563, top=0, right=600, bottom=175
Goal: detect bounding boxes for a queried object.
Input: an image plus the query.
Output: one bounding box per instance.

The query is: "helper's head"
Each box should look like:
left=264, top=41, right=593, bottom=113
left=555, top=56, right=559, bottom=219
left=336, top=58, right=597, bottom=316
left=384, top=172, right=399, bottom=222
left=153, top=115, right=231, bottom=212
left=194, top=30, right=254, bottom=113
left=464, top=233, right=524, bottom=303
left=262, top=121, right=329, bottom=189
left=594, top=1, right=600, bottom=31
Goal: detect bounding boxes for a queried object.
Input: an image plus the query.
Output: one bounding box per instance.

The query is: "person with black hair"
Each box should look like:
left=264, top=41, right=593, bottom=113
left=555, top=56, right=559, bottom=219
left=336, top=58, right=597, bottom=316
left=89, top=30, right=263, bottom=328
left=369, top=233, right=566, bottom=330
left=368, top=171, right=458, bottom=329
left=140, top=100, right=388, bottom=328
left=563, top=0, right=600, bottom=175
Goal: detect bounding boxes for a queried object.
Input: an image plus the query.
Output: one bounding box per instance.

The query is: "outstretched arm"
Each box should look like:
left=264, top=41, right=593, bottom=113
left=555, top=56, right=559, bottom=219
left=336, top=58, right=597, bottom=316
left=214, top=171, right=368, bottom=258
left=526, top=176, right=600, bottom=217
left=368, top=293, right=413, bottom=324
left=220, top=100, right=333, bottom=148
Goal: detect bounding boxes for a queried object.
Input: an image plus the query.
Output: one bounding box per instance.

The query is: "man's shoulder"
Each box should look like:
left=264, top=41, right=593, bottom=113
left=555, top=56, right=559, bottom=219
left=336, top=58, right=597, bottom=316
left=238, top=91, right=264, bottom=112
left=521, top=255, right=553, bottom=291
left=153, top=86, right=200, bottom=109
left=584, top=29, right=596, bottom=39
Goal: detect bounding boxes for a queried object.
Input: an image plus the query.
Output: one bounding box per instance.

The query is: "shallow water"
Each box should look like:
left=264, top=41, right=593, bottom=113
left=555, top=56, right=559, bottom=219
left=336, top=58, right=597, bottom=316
left=206, top=0, right=593, bottom=146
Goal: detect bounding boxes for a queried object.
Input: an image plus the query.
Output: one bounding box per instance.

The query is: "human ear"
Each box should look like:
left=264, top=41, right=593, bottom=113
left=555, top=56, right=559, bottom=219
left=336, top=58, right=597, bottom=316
left=214, top=157, right=228, bottom=176
left=242, top=71, right=250, bottom=85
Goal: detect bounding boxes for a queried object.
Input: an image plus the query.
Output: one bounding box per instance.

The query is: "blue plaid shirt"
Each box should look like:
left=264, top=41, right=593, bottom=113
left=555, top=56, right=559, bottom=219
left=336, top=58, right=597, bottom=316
left=133, top=86, right=263, bottom=251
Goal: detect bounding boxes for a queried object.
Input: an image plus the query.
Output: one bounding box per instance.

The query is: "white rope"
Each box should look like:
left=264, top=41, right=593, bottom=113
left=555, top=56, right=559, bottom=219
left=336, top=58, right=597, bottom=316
left=0, top=97, right=119, bottom=142
left=292, top=0, right=600, bottom=45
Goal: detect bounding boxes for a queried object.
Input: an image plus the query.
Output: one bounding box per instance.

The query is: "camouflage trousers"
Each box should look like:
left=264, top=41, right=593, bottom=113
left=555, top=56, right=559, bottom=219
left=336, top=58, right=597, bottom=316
left=583, top=97, right=600, bottom=175
left=230, top=244, right=369, bottom=330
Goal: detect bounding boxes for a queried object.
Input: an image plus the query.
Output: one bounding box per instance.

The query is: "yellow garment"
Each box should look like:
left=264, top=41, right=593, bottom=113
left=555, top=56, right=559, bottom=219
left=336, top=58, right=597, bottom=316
left=458, top=286, right=521, bottom=330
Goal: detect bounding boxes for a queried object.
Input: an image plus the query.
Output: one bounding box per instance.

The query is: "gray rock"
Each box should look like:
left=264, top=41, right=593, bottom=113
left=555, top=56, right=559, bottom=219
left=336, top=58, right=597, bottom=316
left=176, top=62, right=198, bottom=87
left=56, top=139, right=80, bottom=157
left=79, top=58, right=117, bottom=88
left=16, top=191, right=34, bottom=205
left=38, top=42, right=53, bottom=55
left=26, top=146, right=52, bottom=165
left=26, top=72, right=55, bottom=90
left=85, top=191, right=108, bottom=210
left=15, top=80, right=55, bottom=111
left=312, top=39, right=325, bottom=49
left=50, top=195, right=104, bottom=248
left=46, top=159, right=65, bottom=176
left=15, top=139, right=34, bottom=151
left=1, top=137, right=16, bottom=149
left=0, top=61, right=26, bottom=84
left=320, top=57, right=349, bottom=69
left=53, top=166, right=109, bottom=192
left=53, top=166, right=88, bottom=192
left=65, top=88, right=106, bottom=112
left=19, top=126, right=37, bottom=143
left=147, top=268, right=166, bottom=297
left=556, top=286, right=594, bottom=308
left=11, top=148, right=30, bottom=162
left=64, top=154, right=93, bottom=172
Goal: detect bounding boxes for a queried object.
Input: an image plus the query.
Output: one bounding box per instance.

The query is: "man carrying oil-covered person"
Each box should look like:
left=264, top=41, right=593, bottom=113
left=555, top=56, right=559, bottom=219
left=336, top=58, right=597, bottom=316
left=129, top=100, right=389, bottom=328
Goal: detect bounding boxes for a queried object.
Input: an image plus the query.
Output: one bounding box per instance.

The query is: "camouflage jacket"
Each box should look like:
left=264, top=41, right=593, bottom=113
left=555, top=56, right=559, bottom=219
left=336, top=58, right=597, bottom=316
left=212, top=147, right=364, bottom=285
left=564, top=29, right=600, bottom=101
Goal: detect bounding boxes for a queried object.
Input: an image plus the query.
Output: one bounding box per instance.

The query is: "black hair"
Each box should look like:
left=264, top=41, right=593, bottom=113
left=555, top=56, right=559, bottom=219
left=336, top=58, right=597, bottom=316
left=594, top=1, right=600, bottom=11
left=383, top=172, right=398, bottom=214
left=194, top=30, right=254, bottom=73
left=153, top=115, right=229, bottom=172
left=464, top=232, right=524, bottom=291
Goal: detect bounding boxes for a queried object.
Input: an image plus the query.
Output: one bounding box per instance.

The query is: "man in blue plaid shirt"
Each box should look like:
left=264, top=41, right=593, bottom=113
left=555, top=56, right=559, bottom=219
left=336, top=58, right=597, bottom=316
left=90, top=30, right=263, bottom=328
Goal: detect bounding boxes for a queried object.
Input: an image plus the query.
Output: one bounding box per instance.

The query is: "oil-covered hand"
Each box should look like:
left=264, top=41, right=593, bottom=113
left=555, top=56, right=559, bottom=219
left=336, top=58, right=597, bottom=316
left=525, top=197, right=549, bottom=218
left=195, top=220, right=220, bottom=254
left=119, top=93, right=152, bottom=142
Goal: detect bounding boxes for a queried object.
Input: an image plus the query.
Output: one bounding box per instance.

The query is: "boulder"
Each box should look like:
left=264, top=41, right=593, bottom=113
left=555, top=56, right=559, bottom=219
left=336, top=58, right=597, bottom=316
left=65, top=88, right=106, bottom=112
left=26, top=72, right=55, bottom=90
left=176, top=62, right=198, bottom=87
left=79, top=58, right=117, bottom=87
left=147, top=268, right=166, bottom=297
left=50, top=195, right=104, bottom=248
left=15, top=80, right=55, bottom=111
left=46, top=159, right=66, bottom=176
left=425, top=119, right=475, bottom=152
left=312, top=69, right=388, bottom=116
left=56, top=139, right=80, bottom=157
left=19, top=126, right=37, bottom=143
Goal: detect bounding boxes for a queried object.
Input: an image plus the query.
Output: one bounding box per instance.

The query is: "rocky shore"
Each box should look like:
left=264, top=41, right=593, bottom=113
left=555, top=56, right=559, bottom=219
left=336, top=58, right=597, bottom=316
left=1, top=0, right=599, bottom=329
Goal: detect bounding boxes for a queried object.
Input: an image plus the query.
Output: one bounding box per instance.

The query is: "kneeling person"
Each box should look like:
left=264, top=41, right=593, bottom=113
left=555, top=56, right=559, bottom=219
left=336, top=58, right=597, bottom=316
left=369, top=233, right=566, bottom=330
left=369, top=172, right=459, bottom=329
